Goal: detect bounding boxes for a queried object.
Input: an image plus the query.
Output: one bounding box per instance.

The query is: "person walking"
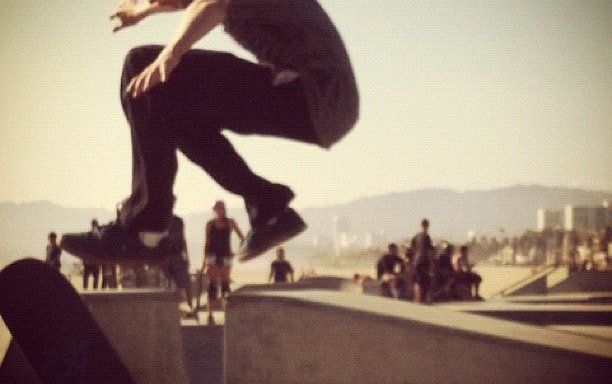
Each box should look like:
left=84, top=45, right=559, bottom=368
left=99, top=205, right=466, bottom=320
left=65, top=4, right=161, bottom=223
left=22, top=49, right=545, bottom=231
left=202, top=200, right=244, bottom=324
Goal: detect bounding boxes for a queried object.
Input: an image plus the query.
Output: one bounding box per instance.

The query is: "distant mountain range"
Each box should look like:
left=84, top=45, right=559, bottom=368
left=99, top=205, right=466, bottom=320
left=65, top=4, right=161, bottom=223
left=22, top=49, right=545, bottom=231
left=1, top=185, right=610, bottom=268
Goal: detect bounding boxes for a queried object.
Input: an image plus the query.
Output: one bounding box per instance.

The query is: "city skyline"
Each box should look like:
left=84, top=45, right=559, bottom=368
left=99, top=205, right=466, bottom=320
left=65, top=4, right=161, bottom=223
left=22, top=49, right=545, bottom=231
left=1, top=1, right=610, bottom=216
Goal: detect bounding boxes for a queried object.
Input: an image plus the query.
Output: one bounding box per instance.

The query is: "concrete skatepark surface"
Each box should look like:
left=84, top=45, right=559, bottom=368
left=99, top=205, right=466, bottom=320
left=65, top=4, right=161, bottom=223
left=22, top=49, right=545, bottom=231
left=226, top=289, right=611, bottom=383
left=1, top=270, right=611, bottom=383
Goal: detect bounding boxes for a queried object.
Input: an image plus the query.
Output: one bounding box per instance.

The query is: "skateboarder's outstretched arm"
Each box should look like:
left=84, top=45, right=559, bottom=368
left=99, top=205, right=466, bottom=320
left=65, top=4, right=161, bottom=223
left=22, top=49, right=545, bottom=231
left=111, top=0, right=184, bottom=33
left=118, top=0, right=229, bottom=98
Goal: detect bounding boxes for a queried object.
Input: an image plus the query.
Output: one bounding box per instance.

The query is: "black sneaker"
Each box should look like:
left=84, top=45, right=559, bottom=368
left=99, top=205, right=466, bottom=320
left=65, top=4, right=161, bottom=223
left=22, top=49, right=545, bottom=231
left=238, top=208, right=306, bottom=262
left=246, top=184, right=295, bottom=228
left=60, top=221, right=172, bottom=267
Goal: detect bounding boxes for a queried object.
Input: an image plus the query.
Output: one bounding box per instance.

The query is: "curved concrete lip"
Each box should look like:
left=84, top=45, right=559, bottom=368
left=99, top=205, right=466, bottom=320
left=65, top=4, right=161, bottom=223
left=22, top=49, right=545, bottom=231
left=231, top=289, right=612, bottom=360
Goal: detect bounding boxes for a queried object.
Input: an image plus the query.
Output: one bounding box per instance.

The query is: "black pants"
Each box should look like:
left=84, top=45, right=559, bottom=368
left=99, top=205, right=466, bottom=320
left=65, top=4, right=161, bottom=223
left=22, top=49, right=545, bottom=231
left=118, top=46, right=316, bottom=231
left=83, top=264, right=99, bottom=289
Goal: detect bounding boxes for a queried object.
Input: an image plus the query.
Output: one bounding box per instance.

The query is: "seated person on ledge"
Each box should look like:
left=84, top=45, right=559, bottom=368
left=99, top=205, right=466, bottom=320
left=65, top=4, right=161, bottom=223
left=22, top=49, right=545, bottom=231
left=376, top=243, right=405, bottom=298
left=453, top=245, right=482, bottom=300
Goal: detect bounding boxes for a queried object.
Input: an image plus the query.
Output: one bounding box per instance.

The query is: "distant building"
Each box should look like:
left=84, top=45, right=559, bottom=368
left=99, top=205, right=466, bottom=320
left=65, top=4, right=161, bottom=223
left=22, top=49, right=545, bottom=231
left=564, top=201, right=611, bottom=232
left=537, top=201, right=611, bottom=233
left=537, top=209, right=563, bottom=231
left=333, top=215, right=352, bottom=256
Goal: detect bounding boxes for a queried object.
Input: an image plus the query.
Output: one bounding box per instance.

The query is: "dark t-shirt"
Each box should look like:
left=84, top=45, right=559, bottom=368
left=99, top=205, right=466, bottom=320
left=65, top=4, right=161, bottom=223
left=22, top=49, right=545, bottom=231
left=224, top=0, right=359, bottom=149
left=376, top=253, right=404, bottom=279
left=271, top=260, right=293, bottom=283
left=411, top=232, right=432, bottom=269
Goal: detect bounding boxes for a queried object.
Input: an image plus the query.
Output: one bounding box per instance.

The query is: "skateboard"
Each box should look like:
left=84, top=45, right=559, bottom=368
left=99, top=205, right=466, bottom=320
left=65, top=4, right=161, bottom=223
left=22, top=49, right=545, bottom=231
left=0, top=258, right=135, bottom=384
left=194, top=270, right=204, bottom=312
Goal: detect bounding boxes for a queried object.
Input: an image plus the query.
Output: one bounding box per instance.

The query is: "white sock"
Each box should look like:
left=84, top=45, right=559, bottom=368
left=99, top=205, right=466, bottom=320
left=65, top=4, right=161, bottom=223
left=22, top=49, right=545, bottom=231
left=139, top=231, right=169, bottom=248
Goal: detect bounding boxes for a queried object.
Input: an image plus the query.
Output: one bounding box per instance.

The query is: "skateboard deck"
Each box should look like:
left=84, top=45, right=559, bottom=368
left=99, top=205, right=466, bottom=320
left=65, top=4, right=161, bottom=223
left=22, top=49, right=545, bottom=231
left=0, top=258, right=135, bottom=384
left=195, top=271, right=204, bottom=312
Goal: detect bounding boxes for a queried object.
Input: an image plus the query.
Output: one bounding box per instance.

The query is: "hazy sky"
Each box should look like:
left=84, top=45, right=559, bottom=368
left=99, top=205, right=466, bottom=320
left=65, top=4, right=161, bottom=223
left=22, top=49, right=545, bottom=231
left=1, top=1, right=610, bottom=216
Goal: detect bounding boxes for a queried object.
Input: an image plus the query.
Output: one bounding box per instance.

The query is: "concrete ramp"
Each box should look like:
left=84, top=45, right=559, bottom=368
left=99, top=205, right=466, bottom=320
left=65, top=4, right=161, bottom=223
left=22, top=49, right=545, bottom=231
left=440, top=300, right=612, bottom=326
left=490, top=265, right=558, bottom=297
left=226, top=290, right=612, bottom=384
left=490, top=268, right=612, bottom=297
left=82, top=290, right=190, bottom=384
left=549, top=270, right=612, bottom=293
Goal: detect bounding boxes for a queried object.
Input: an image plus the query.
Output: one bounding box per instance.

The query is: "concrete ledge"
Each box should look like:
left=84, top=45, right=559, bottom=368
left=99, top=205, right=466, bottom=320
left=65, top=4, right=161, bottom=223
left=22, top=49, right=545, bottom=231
left=503, top=292, right=612, bottom=305
left=440, top=301, right=612, bottom=325
left=236, top=276, right=362, bottom=294
left=182, top=324, right=224, bottom=384
left=82, top=289, right=190, bottom=384
left=226, top=290, right=612, bottom=384
left=547, top=326, right=612, bottom=341
left=549, top=270, right=612, bottom=293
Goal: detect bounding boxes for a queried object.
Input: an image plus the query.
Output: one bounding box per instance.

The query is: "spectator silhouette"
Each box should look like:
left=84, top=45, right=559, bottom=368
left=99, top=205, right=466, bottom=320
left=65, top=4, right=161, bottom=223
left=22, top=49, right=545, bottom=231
left=411, top=219, right=433, bottom=303
left=376, top=243, right=404, bottom=298
left=163, top=216, right=194, bottom=312
left=45, top=232, right=62, bottom=272
left=83, top=219, right=101, bottom=289
left=269, top=247, right=294, bottom=284
left=453, top=245, right=482, bottom=300
left=202, top=200, right=244, bottom=325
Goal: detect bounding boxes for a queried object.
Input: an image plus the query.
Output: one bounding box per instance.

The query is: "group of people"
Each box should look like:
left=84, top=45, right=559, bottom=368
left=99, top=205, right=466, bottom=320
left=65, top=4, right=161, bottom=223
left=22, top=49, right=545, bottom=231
left=48, top=198, right=296, bottom=325
left=45, top=222, right=120, bottom=289
left=83, top=220, right=120, bottom=289
left=48, top=215, right=479, bottom=320
left=376, top=219, right=482, bottom=303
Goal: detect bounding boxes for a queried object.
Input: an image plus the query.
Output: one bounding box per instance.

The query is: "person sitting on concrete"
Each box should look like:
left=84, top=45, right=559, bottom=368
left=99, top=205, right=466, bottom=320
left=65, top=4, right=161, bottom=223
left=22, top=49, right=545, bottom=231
left=269, top=247, right=294, bottom=284
left=429, top=243, right=455, bottom=301
left=376, top=243, right=405, bottom=298
left=453, top=245, right=482, bottom=300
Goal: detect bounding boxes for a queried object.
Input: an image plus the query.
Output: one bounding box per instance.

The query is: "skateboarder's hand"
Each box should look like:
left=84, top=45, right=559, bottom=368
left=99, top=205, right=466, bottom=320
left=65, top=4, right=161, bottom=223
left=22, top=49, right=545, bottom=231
left=110, top=0, right=151, bottom=32
left=126, top=49, right=180, bottom=98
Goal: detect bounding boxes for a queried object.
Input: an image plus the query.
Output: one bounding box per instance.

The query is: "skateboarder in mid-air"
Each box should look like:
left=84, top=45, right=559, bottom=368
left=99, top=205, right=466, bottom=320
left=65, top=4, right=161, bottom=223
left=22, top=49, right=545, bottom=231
left=60, top=0, right=359, bottom=266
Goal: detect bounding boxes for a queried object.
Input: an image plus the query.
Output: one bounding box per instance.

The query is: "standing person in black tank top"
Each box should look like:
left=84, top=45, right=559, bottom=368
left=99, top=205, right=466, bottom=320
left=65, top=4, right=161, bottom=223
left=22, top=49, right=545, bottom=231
left=203, top=200, right=244, bottom=325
